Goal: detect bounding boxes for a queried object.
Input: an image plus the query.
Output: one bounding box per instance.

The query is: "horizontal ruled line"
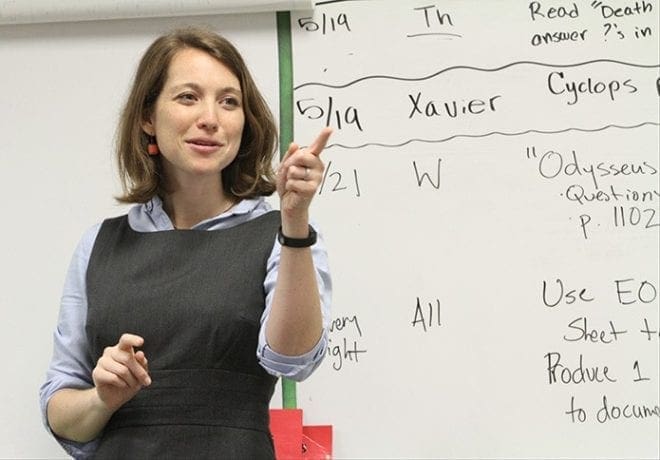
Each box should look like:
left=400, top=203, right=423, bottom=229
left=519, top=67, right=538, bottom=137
left=406, top=32, right=463, bottom=38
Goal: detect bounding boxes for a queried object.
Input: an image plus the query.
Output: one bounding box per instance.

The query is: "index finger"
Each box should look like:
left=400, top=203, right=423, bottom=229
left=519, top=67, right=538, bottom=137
left=118, top=334, right=151, bottom=386
left=117, top=333, right=144, bottom=352
left=306, top=127, right=333, bottom=157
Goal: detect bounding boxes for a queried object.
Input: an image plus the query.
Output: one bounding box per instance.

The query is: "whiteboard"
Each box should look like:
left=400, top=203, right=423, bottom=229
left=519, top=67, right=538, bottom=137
left=291, top=1, right=659, bottom=459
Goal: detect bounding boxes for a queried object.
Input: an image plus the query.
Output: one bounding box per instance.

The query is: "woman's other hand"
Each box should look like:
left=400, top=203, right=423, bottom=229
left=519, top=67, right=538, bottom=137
left=92, top=333, right=151, bottom=412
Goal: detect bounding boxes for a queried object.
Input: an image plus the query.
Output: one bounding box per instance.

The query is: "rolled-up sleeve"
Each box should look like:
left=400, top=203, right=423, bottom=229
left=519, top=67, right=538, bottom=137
left=39, top=224, right=101, bottom=459
left=258, top=225, right=331, bottom=382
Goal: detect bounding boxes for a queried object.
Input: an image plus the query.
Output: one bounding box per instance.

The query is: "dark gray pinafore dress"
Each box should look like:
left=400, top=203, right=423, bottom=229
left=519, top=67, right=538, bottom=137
left=85, top=211, right=280, bottom=459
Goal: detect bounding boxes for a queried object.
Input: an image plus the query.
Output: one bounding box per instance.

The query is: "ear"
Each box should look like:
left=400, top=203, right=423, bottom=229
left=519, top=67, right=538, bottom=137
left=142, top=120, right=155, bottom=137
left=141, top=111, right=156, bottom=136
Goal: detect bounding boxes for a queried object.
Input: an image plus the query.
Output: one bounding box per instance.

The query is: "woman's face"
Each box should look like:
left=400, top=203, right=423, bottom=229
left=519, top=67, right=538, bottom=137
left=143, top=47, right=245, bottom=190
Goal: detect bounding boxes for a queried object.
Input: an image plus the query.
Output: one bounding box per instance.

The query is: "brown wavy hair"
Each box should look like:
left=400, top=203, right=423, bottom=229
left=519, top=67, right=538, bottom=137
left=115, top=27, right=277, bottom=203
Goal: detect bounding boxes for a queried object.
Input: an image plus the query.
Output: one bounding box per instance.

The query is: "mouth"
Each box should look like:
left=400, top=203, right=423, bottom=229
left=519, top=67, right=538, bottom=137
left=185, top=138, right=223, bottom=154
left=186, top=138, right=221, bottom=147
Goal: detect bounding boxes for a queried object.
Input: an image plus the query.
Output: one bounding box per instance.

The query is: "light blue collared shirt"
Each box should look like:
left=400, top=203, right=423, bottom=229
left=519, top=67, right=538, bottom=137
left=39, top=196, right=331, bottom=458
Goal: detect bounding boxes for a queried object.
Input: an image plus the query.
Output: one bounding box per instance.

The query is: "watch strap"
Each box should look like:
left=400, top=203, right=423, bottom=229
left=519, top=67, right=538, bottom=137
left=277, top=225, right=317, bottom=248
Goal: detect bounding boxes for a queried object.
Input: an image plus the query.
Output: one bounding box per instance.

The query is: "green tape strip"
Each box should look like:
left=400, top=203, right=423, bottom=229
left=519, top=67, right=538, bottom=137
left=278, top=11, right=294, bottom=158
left=276, top=10, right=297, bottom=410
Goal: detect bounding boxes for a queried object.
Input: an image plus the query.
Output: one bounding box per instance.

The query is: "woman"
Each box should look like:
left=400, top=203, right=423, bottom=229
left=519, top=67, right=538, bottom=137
left=39, top=27, right=332, bottom=459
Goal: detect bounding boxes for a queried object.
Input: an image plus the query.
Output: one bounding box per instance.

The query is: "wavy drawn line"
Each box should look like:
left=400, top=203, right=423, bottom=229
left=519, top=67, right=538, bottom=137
left=324, top=122, right=660, bottom=150
left=294, top=60, right=660, bottom=90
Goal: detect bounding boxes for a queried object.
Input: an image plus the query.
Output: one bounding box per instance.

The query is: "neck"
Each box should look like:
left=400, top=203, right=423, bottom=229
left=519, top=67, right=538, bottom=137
left=162, top=179, right=235, bottom=230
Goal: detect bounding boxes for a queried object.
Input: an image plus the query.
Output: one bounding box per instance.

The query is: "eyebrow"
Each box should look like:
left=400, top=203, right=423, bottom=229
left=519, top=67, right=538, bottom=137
left=170, top=82, right=242, bottom=95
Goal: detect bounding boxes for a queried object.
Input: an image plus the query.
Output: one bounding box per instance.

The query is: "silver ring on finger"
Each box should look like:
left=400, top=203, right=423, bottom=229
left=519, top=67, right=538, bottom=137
left=304, top=167, right=310, bottom=181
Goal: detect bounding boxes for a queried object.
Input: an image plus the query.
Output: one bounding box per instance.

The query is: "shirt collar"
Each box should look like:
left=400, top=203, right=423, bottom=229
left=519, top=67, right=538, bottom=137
left=129, top=195, right=267, bottom=232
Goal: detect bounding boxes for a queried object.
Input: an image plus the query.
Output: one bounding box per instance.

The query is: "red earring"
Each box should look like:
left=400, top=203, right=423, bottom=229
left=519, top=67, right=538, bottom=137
left=147, top=135, right=159, bottom=155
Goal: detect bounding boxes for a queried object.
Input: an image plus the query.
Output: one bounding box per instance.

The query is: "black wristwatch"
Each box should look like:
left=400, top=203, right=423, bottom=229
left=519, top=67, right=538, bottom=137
left=277, top=225, right=317, bottom=248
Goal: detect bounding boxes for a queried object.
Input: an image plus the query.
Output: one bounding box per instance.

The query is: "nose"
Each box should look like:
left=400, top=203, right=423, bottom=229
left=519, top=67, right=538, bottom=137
left=197, top=103, right=219, bottom=132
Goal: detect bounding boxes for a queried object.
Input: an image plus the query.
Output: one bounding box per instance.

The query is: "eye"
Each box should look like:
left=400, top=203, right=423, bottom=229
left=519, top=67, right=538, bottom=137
left=220, top=95, right=241, bottom=108
left=177, top=93, right=197, bottom=103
